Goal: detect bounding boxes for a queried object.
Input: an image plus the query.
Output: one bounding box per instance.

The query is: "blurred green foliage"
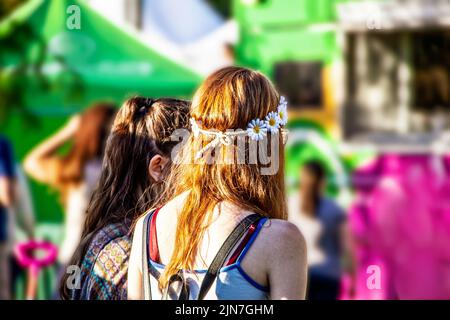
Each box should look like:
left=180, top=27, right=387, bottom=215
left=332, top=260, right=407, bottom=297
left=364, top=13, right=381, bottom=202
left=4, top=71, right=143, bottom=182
left=0, top=0, right=42, bottom=124
left=0, top=0, right=27, bottom=19
left=0, top=22, right=45, bottom=124
left=0, top=0, right=84, bottom=125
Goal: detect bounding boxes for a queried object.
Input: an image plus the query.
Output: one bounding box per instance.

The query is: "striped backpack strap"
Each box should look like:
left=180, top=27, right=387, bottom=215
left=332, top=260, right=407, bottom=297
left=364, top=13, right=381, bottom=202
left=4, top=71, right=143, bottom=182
left=142, top=208, right=158, bottom=300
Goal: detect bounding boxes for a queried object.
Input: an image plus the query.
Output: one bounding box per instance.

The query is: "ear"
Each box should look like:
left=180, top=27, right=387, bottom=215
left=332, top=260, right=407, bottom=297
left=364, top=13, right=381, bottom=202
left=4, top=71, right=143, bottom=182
left=148, top=155, right=169, bottom=182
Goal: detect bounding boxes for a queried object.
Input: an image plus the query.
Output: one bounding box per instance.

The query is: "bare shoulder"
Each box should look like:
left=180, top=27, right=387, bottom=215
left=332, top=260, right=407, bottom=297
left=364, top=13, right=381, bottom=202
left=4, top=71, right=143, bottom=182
left=159, top=191, right=190, bottom=215
left=157, top=191, right=190, bottom=228
left=259, top=218, right=306, bottom=254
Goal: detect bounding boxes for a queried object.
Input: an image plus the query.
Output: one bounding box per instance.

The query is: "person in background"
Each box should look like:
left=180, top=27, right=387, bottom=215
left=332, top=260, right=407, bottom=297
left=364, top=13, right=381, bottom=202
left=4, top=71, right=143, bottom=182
left=23, top=103, right=116, bottom=271
left=8, top=164, right=36, bottom=299
left=9, top=163, right=36, bottom=247
left=288, top=160, right=354, bottom=300
left=59, top=97, right=190, bottom=300
left=0, top=135, right=16, bottom=299
left=9, top=165, right=35, bottom=243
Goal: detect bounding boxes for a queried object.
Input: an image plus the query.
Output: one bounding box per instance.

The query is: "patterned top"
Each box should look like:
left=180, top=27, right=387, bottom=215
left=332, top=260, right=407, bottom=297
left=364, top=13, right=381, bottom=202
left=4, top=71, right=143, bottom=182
left=71, top=221, right=131, bottom=300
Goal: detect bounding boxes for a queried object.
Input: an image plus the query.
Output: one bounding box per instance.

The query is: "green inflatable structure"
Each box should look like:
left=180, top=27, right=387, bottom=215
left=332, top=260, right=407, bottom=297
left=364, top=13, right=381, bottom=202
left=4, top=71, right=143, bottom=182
left=1, top=0, right=201, bottom=221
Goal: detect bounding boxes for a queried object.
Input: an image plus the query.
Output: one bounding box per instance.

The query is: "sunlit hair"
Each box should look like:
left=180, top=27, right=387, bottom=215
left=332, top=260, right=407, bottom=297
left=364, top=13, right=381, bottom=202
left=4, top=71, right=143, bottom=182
left=59, top=97, right=190, bottom=299
left=158, top=66, right=287, bottom=289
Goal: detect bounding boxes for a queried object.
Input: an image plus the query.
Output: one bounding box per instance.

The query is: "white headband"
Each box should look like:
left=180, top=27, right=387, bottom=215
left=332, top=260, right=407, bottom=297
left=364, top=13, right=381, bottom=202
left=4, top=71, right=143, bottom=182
left=190, top=96, right=289, bottom=159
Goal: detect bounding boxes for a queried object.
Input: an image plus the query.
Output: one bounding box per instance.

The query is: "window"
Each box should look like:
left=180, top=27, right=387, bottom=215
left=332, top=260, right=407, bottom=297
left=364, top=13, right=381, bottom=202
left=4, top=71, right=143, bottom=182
left=274, top=61, right=323, bottom=110
left=343, top=31, right=450, bottom=141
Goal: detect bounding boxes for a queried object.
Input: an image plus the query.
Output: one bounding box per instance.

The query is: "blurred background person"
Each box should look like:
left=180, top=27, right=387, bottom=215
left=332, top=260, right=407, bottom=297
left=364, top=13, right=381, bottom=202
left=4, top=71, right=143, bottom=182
left=9, top=165, right=35, bottom=247
left=23, top=104, right=116, bottom=272
left=8, top=164, right=36, bottom=299
left=0, top=135, right=16, bottom=299
left=288, top=160, right=354, bottom=300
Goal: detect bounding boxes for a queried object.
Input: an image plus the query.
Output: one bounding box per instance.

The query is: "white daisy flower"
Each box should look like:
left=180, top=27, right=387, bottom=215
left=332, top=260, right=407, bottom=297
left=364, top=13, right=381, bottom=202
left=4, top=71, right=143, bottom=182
left=265, top=111, right=280, bottom=133
left=277, top=97, right=288, bottom=125
left=247, top=119, right=267, bottom=141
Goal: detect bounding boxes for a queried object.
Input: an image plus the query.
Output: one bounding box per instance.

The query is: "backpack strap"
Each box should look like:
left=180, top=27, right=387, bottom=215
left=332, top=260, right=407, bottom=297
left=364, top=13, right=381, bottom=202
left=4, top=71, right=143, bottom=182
left=142, top=208, right=178, bottom=300
left=197, top=213, right=262, bottom=300
left=142, top=208, right=157, bottom=300
left=161, top=271, right=190, bottom=300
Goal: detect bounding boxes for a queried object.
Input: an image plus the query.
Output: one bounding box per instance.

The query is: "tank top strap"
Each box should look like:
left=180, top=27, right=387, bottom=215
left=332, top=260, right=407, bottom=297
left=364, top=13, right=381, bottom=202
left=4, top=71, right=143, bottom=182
left=226, top=217, right=268, bottom=266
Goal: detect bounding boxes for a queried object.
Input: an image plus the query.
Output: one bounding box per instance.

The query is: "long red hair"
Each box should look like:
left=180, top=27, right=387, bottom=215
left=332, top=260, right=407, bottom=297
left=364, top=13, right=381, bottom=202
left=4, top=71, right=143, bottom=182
left=158, top=66, right=287, bottom=288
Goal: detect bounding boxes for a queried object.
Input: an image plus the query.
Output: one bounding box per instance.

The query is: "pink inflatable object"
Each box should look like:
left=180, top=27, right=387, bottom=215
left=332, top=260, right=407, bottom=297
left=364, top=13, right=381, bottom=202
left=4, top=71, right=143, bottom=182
left=14, top=240, right=58, bottom=299
left=345, top=154, right=450, bottom=300
left=14, top=240, right=58, bottom=276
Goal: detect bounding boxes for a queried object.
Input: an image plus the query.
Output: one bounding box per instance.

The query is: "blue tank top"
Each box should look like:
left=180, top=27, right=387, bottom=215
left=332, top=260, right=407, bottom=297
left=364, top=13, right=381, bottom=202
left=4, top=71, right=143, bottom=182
left=147, top=210, right=270, bottom=300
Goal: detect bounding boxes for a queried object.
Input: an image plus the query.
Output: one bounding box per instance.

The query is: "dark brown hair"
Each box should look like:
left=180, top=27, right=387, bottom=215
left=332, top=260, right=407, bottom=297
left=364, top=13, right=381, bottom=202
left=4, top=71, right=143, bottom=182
left=59, top=97, right=190, bottom=299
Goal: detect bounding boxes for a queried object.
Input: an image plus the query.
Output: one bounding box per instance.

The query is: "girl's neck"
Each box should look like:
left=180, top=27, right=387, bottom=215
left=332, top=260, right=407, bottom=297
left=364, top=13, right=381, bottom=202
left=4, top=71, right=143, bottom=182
left=168, top=191, right=252, bottom=219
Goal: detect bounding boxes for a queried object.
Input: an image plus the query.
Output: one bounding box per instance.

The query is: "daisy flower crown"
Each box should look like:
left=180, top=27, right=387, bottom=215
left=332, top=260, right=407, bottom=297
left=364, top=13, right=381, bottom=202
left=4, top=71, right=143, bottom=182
left=190, top=96, right=289, bottom=159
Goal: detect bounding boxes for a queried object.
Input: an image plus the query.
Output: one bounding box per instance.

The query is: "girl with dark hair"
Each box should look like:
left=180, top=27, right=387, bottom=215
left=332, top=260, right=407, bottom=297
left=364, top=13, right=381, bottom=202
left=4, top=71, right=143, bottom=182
left=59, top=97, right=190, bottom=300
